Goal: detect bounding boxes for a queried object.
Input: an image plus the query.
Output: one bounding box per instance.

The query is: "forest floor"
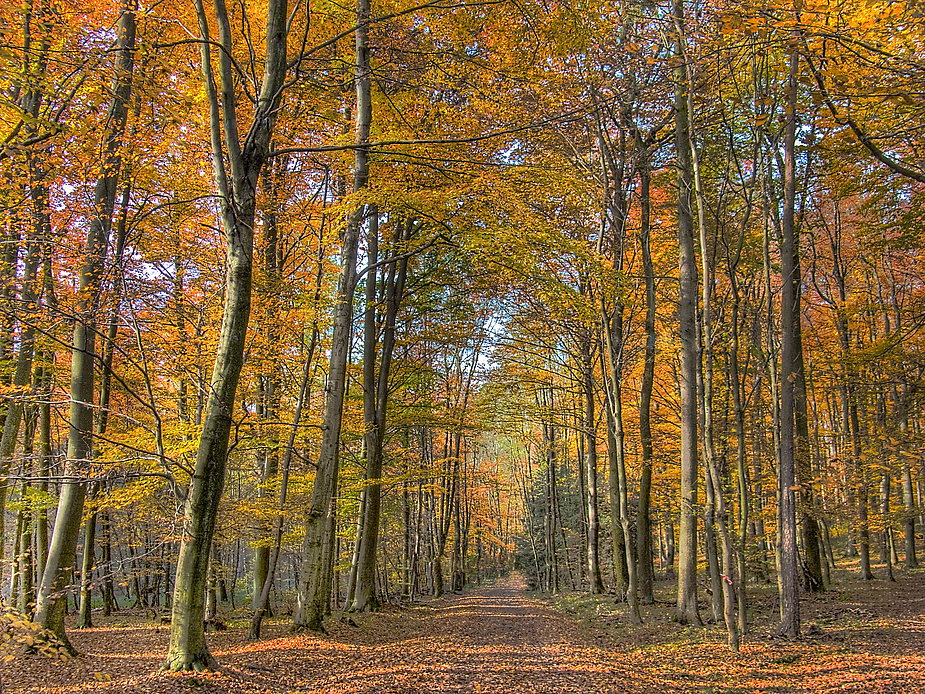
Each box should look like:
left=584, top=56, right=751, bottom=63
left=3, top=567, right=924, bottom=693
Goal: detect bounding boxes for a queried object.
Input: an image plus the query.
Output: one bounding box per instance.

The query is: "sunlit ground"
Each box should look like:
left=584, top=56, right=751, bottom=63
left=3, top=569, right=924, bottom=693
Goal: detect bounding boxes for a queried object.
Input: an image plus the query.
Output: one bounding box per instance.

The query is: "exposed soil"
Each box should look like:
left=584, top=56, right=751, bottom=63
left=2, top=571, right=923, bottom=693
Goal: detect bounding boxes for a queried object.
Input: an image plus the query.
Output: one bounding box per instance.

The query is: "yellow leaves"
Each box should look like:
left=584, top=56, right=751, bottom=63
left=719, top=13, right=772, bottom=38
left=0, top=383, right=30, bottom=398
left=0, top=608, right=73, bottom=662
left=10, top=487, right=57, bottom=515
left=104, top=477, right=164, bottom=513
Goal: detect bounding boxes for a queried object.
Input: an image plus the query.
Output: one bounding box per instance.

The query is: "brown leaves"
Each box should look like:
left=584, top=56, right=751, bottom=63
left=4, top=575, right=925, bottom=693
left=0, top=609, right=72, bottom=662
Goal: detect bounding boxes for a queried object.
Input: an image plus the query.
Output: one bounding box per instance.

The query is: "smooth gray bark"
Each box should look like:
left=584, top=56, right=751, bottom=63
left=672, top=0, right=701, bottom=626
left=34, top=3, right=136, bottom=649
left=293, top=0, right=370, bottom=630
left=164, top=0, right=289, bottom=671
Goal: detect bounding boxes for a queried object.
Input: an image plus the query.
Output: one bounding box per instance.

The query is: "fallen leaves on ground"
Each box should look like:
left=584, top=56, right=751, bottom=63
left=2, top=571, right=923, bottom=693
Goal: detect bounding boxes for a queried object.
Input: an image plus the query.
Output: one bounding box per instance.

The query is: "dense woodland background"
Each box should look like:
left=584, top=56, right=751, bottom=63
left=1, top=0, right=924, bottom=675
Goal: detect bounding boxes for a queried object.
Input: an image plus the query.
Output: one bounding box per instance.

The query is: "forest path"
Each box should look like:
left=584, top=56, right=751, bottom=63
left=5, top=575, right=667, bottom=693
left=6, top=571, right=925, bottom=693
left=290, top=574, right=628, bottom=693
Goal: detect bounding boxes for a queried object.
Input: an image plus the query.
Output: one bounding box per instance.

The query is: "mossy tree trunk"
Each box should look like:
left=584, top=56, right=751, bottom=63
left=33, top=2, right=137, bottom=650
left=293, top=0, right=371, bottom=631
left=164, top=0, right=289, bottom=671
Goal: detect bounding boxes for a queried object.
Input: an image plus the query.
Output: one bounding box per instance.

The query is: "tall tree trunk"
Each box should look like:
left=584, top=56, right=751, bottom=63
left=100, top=511, right=117, bottom=615
left=542, top=408, right=559, bottom=593
left=774, top=45, right=801, bottom=639
left=77, top=178, right=130, bottom=631
left=253, top=164, right=283, bottom=608
left=581, top=338, right=604, bottom=594
left=794, top=287, right=823, bottom=592
left=34, top=3, right=137, bottom=650
left=848, top=396, right=873, bottom=579
left=598, top=218, right=639, bottom=617
left=636, top=154, right=656, bottom=606
left=689, top=82, right=739, bottom=647
left=350, top=210, right=380, bottom=611
left=672, top=0, right=701, bottom=626
left=248, top=328, right=317, bottom=639
left=165, top=0, right=288, bottom=671
left=15, top=412, right=36, bottom=614
left=903, top=464, right=917, bottom=568
left=728, top=299, right=749, bottom=634
left=0, top=214, right=42, bottom=580
left=293, top=0, right=369, bottom=631
left=0, top=6, right=51, bottom=586
left=76, top=514, right=96, bottom=628
left=605, top=407, right=628, bottom=595
left=249, top=214, right=326, bottom=639
left=351, top=218, right=410, bottom=612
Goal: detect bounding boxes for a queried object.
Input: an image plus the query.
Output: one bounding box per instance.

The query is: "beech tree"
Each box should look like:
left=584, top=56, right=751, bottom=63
left=33, top=0, right=137, bottom=649
left=164, top=0, right=290, bottom=671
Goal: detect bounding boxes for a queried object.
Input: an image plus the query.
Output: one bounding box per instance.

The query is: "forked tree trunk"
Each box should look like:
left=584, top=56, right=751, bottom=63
left=164, top=0, right=288, bottom=671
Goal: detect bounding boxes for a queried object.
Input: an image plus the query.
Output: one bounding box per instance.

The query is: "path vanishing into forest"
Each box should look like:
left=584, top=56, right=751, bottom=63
left=5, top=572, right=925, bottom=693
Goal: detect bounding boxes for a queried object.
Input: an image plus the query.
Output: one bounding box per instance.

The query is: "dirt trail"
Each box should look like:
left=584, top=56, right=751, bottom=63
left=296, top=576, right=632, bottom=693
left=2, top=576, right=660, bottom=693
left=4, top=573, right=925, bottom=693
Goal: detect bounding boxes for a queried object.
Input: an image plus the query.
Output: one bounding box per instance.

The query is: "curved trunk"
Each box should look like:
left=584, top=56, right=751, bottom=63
left=166, top=209, right=255, bottom=670
left=34, top=3, right=137, bottom=649
left=165, top=0, right=288, bottom=670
